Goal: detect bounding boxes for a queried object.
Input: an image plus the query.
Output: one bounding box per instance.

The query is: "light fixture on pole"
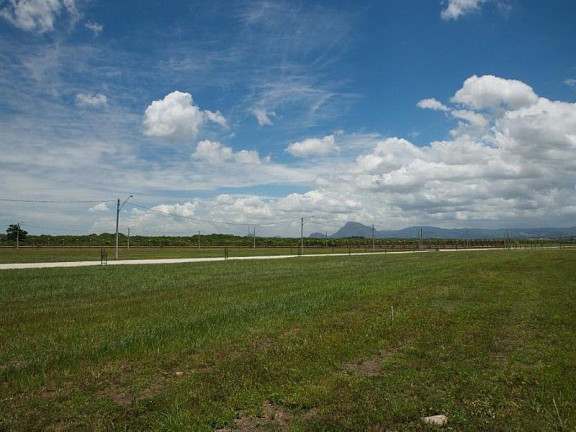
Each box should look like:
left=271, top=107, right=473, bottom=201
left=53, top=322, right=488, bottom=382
left=115, top=195, right=133, bottom=260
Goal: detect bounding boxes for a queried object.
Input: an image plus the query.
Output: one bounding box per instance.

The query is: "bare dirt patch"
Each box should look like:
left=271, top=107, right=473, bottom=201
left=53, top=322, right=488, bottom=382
left=215, top=401, right=293, bottom=431
left=342, top=349, right=396, bottom=377
left=107, top=392, right=135, bottom=407
left=342, top=358, right=383, bottom=377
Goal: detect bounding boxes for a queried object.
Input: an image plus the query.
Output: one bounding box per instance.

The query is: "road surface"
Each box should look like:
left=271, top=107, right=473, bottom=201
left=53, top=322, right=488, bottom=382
left=0, top=248, right=507, bottom=270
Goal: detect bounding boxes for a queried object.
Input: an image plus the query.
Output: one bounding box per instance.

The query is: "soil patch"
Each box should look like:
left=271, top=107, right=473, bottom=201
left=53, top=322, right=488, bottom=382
left=216, top=401, right=293, bottom=431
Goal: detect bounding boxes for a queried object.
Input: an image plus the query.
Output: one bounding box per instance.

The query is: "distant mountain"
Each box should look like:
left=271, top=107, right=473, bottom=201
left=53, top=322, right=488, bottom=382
left=311, top=222, right=576, bottom=240
left=331, top=221, right=375, bottom=238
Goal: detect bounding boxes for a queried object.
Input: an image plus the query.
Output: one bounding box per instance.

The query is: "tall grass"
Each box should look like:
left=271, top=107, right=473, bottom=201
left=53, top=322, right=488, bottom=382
left=1, top=250, right=574, bottom=431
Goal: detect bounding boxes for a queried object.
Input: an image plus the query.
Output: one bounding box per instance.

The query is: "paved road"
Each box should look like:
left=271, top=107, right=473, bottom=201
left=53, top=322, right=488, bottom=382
left=0, top=254, right=301, bottom=270
left=0, top=248, right=505, bottom=270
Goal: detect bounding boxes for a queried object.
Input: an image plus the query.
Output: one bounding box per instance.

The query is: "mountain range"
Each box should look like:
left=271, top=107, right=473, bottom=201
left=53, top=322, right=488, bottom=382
left=310, top=222, right=576, bottom=240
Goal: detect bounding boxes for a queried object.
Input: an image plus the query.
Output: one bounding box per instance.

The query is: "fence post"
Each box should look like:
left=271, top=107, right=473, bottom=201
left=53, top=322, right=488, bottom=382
left=100, top=248, right=108, bottom=265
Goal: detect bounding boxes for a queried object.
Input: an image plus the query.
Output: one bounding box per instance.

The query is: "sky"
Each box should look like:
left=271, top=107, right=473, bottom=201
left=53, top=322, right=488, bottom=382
left=1, top=0, right=576, bottom=237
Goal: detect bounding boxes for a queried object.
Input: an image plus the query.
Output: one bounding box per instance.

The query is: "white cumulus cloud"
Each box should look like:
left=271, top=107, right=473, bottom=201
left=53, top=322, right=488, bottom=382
left=152, top=202, right=198, bottom=218
left=143, top=91, right=227, bottom=141
left=417, top=98, right=450, bottom=111
left=451, top=75, right=538, bottom=111
left=286, top=135, right=339, bottom=157
left=234, top=150, right=264, bottom=165
left=331, top=75, right=576, bottom=226
left=89, top=202, right=109, bottom=212
left=192, top=140, right=266, bottom=165
left=192, top=140, right=233, bottom=164
left=0, top=0, right=80, bottom=33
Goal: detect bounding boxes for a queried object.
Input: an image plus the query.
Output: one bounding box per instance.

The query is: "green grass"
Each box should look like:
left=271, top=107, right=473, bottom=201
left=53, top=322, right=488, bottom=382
left=0, top=246, right=368, bottom=263
left=1, top=250, right=575, bottom=431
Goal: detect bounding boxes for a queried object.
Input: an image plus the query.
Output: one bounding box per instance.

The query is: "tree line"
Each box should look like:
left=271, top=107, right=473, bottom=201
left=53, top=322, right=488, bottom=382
left=0, top=225, right=537, bottom=249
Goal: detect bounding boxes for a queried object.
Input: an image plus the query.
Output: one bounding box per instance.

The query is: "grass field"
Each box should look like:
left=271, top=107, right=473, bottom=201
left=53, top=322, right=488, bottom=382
left=1, top=250, right=574, bottom=431
left=0, top=246, right=373, bottom=264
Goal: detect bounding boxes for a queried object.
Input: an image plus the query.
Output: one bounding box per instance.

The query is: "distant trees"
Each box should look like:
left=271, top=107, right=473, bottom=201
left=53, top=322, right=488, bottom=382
left=6, top=224, right=28, bottom=243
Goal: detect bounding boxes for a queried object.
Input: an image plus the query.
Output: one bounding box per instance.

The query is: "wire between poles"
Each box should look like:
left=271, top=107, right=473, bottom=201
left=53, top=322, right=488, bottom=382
left=0, top=198, right=114, bottom=203
left=126, top=202, right=295, bottom=227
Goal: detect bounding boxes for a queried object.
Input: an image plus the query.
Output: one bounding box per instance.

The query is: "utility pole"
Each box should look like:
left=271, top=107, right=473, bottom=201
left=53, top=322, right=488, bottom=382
left=198, top=230, right=200, bottom=249
left=419, top=227, right=423, bottom=250
left=16, top=222, right=20, bottom=250
left=115, top=199, right=120, bottom=259
left=253, top=225, right=256, bottom=249
left=300, top=217, right=304, bottom=256
left=115, top=195, right=133, bottom=260
left=127, top=227, right=131, bottom=249
left=372, top=224, right=375, bottom=251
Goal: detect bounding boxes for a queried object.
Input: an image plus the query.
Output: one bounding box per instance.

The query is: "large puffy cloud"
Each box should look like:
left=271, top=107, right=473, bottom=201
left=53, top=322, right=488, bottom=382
left=108, top=202, right=202, bottom=236
left=353, top=138, right=424, bottom=175
left=0, top=0, right=80, bottom=33
left=286, top=135, right=339, bottom=157
left=342, top=75, right=576, bottom=225
left=208, top=195, right=274, bottom=225
left=495, top=98, right=576, bottom=168
left=452, top=75, right=538, bottom=111
left=143, top=91, right=227, bottom=141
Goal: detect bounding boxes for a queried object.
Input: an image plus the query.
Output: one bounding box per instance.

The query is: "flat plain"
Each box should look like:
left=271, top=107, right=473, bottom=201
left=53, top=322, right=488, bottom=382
left=0, top=246, right=357, bottom=264
left=1, top=250, right=574, bottom=431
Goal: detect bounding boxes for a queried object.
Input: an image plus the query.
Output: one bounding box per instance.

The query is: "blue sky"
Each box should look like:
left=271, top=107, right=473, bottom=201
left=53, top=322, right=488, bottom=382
left=1, top=0, right=576, bottom=237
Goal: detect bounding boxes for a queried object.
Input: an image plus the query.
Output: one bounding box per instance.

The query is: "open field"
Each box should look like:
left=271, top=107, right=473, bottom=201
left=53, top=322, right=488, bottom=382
left=0, top=247, right=380, bottom=264
left=0, top=242, right=558, bottom=264
left=1, top=250, right=575, bottom=431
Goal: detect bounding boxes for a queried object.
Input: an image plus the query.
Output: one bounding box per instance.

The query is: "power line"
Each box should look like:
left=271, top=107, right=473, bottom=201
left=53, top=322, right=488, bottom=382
left=17, top=223, right=90, bottom=233
left=2, top=197, right=349, bottom=235
left=0, top=198, right=114, bottom=203
left=127, top=202, right=295, bottom=227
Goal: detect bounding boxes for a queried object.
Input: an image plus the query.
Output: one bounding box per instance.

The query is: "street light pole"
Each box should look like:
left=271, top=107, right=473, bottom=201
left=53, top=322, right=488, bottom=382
left=300, top=217, right=304, bottom=256
left=115, top=195, right=133, bottom=260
